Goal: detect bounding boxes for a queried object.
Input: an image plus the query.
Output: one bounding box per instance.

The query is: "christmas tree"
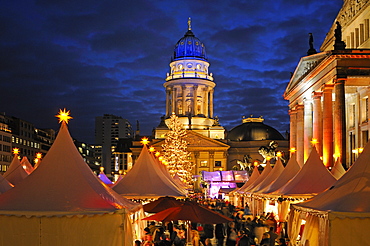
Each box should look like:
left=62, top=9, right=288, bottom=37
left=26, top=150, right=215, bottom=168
left=162, top=113, right=194, bottom=185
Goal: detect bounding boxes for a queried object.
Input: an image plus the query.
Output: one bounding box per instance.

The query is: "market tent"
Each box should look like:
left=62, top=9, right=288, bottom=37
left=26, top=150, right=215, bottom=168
left=235, top=166, right=260, bottom=193
left=0, top=174, right=13, bottom=194
left=239, top=161, right=272, bottom=193
left=3, top=153, right=28, bottom=185
left=273, top=147, right=336, bottom=197
left=258, top=154, right=300, bottom=193
left=0, top=120, right=141, bottom=246
left=289, top=141, right=370, bottom=246
left=113, top=144, right=188, bottom=199
left=20, top=156, right=34, bottom=174
left=330, top=158, right=346, bottom=180
left=248, top=158, right=285, bottom=193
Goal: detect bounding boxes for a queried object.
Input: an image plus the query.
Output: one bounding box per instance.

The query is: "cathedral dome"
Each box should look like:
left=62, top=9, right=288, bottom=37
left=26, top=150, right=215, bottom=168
left=173, top=29, right=207, bottom=61
left=227, top=117, right=285, bottom=141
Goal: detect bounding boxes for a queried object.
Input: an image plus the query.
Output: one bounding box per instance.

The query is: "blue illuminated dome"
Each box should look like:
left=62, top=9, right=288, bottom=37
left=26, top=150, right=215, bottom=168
left=173, top=29, right=207, bottom=61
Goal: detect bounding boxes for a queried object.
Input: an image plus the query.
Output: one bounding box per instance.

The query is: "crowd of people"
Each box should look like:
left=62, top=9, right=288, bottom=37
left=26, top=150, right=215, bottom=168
left=138, top=199, right=288, bottom=246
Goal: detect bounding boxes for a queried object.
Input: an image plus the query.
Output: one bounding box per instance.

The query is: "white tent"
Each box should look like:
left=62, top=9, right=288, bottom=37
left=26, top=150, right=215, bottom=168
left=252, top=150, right=336, bottom=222
left=258, top=154, right=300, bottom=194
left=0, top=121, right=141, bottom=246
left=112, top=144, right=188, bottom=199
left=289, top=141, right=370, bottom=246
left=3, top=153, right=28, bottom=185
left=239, top=162, right=272, bottom=193
left=235, top=165, right=260, bottom=193
left=273, top=147, right=336, bottom=197
left=0, top=174, right=13, bottom=194
left=249, top=158, right=285, bottom=193
left=330, top=158, right=346, bottom=180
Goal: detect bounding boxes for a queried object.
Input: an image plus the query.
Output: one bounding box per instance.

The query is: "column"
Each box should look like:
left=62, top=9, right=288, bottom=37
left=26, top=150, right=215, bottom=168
left=289, top=108, right=297, bottom=158
left=312, top=92, right=323, bottom=157
left=192, top=85, right=198, bottom=115
left=172, top=87, right=177, bottom=114
left=209, top=89, right=214, bottom=118
left=296, top=105, right=304, bottom=166
left=322, top=84, right=334, bottom=167
left=166, top=88, right=171, bottom=117
left=303, top=99, right=313, bottom=163
left=182, top=85, right=186, bottom=115
left=204, top=86, right=209, bottom=117
left=334, top=79, right=346, bottom=167
left=209, top=151, right=215, bottom=171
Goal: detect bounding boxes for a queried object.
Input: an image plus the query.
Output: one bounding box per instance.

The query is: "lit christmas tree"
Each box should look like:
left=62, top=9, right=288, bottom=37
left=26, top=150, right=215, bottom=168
left=162, top=113, right=194, bottom=185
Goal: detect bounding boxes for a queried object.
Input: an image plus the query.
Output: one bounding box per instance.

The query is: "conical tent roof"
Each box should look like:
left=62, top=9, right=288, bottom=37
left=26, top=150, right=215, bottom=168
left=274, top=147, right=336, bottom=196
left=20, top=156, right=34, bottom=175
left=3, top=154, right=28, bottom=185
left=250, top=158, right=285, bottom=193
left=112, top=145, right=187, bottom=199
left=331, top=157, right=346, bottom=180
left=259, top=154, right=301, bottom=194
left=236, top=166, right=260, bottom=193
left=0, top=174, right=13, bottom=194
left=0, top=121, right=141, bottom=215
left=294, top=141, right=370, bottom=213
left=240, top=162, right=272, bottom=193
left=150, top=151, right=187, bottom=191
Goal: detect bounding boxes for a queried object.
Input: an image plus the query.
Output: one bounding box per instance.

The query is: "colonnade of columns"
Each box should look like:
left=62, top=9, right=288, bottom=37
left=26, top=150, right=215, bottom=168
left=289, top=79, right=347, bottom=168
left=165, top=85, right=214, bottom=118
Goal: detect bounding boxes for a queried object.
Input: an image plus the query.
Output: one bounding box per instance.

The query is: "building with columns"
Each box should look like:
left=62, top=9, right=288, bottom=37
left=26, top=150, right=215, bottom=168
left=155, top=18, right=226, bottom=140
left=284, top=0, right=370, bottom=168
left=127, top=19, right=289, bottom=177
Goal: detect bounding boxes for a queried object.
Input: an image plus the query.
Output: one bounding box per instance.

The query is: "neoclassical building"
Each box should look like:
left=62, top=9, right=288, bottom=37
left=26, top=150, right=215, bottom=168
left=128, top=19, right=289, bottom=175
left=284, top=0, right=370, bottom=168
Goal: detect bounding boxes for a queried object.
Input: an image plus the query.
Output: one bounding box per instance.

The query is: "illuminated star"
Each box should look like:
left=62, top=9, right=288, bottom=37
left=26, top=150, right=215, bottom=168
left=140, top=137, right=149, bottom=145
left=56, top=108, right=73, bottom=124
left=13, top=148, right=19, bottom=155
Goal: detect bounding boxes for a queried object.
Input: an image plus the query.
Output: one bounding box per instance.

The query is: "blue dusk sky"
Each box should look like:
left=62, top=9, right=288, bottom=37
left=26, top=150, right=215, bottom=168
left=1, top=0, right=343, bottom=143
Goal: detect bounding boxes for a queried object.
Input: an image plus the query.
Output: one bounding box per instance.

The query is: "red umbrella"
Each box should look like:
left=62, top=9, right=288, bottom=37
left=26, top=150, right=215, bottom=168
left=143, top=196, right=185, bottom=213
left=143, top=201, right=232, bottom=224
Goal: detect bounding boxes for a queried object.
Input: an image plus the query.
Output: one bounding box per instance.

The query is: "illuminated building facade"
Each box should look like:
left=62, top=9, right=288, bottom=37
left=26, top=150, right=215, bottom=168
left=131, top=20, right=289, bottom=178
left=155, top=18, right=226, bottom=140
left=284, top=0, right=370, bottom=168
left=5, top=114, right=55, bottom=169
left=0, top=113, right=12, bottom=172
left=95, top=114, right=133, bottom=175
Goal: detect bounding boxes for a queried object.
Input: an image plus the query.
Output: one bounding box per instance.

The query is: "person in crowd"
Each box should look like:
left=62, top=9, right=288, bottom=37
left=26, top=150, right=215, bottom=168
left=254, top=219, right=268, bottom=245
left=143, top=234, right=154, bottom=246
left=260, top=232, right=270, bottom=246
left=156, top=234, right=172, bottom=246
left=191, top=223, right=201, bottom=246
left=149, top=221, right=158, bottom=235
left=278, top=238, right=287, bottom=246
left=201, top=224, right=214, bottom=246
left=135, top=240, right=142, bottom=246
left=236, top=230, right=252, bottom=246
left=215, top=223, right=225, bottom=246
left=171, top=225, right=185, bottom=246
left=244, top=203, right=252, bottom=215
left=226, top=221, right=237, bottom=246
left=267, top=227, right=278, bottom=246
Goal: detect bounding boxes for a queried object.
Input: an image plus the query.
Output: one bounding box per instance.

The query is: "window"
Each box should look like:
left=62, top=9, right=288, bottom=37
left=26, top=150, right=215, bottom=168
left=215, top=161, right=222, bottom=167
left=200, top=160, right=208, bottom=167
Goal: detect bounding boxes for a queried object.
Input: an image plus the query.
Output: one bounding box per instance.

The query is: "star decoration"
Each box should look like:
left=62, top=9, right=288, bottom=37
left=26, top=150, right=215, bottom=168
left=56, top=108, right=73, bottom=124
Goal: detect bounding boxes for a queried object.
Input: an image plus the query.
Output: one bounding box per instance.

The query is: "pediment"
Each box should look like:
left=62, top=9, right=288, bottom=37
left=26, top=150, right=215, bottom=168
left=285, top=52, right=328, bottom=95
left=185, top=131, right=229, bottom=148
left=150, top=130, right=229, bottom=149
